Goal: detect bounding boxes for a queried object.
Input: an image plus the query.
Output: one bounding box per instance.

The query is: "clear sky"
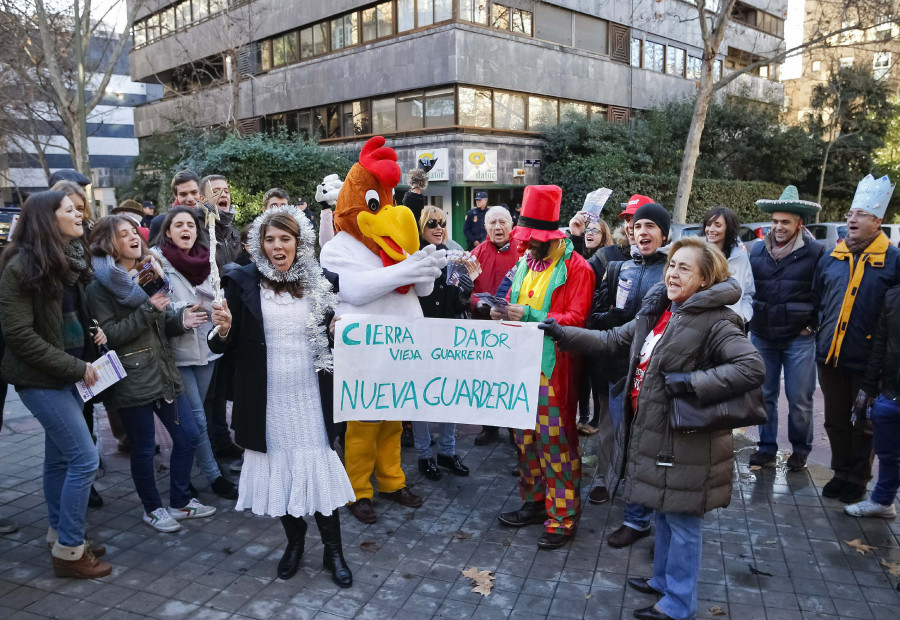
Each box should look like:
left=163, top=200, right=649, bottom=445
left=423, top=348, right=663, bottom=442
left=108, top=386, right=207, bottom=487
left=782, top=0, right=805, bottom=80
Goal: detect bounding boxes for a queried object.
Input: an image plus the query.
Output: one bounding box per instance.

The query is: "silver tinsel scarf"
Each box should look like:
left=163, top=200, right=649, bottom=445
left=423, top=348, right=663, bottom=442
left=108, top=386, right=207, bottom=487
left=247, top=204, right=336, bottom=372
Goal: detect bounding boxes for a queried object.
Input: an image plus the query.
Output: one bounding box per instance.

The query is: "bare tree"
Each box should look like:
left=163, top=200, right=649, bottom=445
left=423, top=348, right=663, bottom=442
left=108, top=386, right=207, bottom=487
left=670, top=0, right=898, bottom=223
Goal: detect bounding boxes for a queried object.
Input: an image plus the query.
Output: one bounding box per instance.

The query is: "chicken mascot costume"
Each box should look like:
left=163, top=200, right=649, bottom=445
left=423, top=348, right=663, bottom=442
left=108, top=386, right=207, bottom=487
left=320, top=136, right=446, bottom=525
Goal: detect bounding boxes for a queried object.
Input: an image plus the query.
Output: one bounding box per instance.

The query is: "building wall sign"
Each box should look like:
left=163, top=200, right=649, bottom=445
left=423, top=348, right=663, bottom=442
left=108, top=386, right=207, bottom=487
left=415, top=148, right=449, bottom=182
left=463, top=149, right=498, bottom=182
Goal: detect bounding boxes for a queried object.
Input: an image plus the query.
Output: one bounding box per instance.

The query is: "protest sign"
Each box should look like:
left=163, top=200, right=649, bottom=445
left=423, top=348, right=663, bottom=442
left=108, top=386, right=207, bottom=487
left=333, top=314, right=543, bottom=428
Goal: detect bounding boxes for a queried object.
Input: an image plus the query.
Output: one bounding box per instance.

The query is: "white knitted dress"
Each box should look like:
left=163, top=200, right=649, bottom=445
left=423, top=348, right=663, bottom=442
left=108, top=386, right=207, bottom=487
left=235, top=287, right=355, bottom=517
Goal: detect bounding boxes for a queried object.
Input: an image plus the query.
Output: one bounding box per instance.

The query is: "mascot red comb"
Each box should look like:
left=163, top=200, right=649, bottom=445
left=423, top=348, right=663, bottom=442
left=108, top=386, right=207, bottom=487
left=320, top=136, right=446, bottom=524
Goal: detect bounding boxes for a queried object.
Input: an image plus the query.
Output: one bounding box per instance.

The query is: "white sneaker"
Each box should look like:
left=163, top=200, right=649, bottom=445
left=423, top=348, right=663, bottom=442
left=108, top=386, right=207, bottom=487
left=168, top=498, right=216, bottom=520
left=144, top=507, right=182, bottom=532
left=844, top=499, right=897, bottom=518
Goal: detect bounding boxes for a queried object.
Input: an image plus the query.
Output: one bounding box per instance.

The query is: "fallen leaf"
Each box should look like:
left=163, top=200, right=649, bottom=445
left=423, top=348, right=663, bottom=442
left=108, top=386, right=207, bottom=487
left=585, top=594, right=592, bottom=600
left=710, top=606, right=726, bottom=616
left=359, top=541, right=380, bottom=553
left=748, top=564, right=773, bottom=577
left=461, top=566, right=495, bottom=597
left=222, top=547, right=233, bottom=555
left=845, top=539, right=877, bottom=555
left=749, top=465, right=762, bottom=471
left=881, top=558, right=900, bottom=577
left=760, top=539, right=778, bottom=545
left=451, top=530, right=472, bottom=540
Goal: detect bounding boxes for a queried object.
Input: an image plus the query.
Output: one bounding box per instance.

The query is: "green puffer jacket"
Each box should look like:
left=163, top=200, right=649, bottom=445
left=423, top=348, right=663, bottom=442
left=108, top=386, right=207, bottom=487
left=558, top=280, right=765, bottom=516
left=85, top=280, right=188, bottom=411
left=0, top=254, right=94, bottom=389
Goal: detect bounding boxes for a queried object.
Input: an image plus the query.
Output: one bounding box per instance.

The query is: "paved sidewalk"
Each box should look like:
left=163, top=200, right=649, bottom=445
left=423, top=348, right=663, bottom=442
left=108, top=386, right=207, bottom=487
left=1, top=391, right=899, bottom=620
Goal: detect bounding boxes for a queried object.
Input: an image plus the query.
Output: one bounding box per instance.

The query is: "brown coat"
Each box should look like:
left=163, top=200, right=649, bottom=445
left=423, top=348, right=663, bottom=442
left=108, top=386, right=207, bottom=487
left=558, top=280, right=765, bottom=516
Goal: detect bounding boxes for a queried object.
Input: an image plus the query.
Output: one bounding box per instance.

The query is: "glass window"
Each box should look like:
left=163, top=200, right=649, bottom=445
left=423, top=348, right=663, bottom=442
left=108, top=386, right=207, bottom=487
left=686, top=56, right=702, bottom=80
left=494, top=91, right=526, bottom=130
left=874, top=51, right=892, bottom=80
left=174, top=2, right=190, bottom=29
left=325, top=105, right=341, bottom=139
left=418, top=0, right=434, bottom=29
left=343, top=101, right=371, bottom=136
left=492, top=4, right=510, bottom=30
left=300, top=27, right=314, bottom=59
left=425, top=88, right=455, bottom=127
left=644, top=41, right=664, bottom=72
left=560, top=101, right=588, bottom=119
left=461, top=0, right=489, bottom=24
left=398, top=0, right=415, bottom=32
left=362, top=7, right=377, bottom=42
left=714, top=59, right=722, bottom=80
left=397, top=92, right=424, bottom=131
left=194, top=0, right=209, bottom=21
left=667, top=47, right=685, bottom=76
left=273, top=35, right=286, bottom=67
left=512, top=9, right=532, bottom=35
left=372, top=98, right=397, bottom=134
left=590, top=105, right=608, bottom=120
left=147, top=14, right=159, bottom=42
left=133, top=21, right=146, bottom=46
left=312, top=22, right=327, bottom=55
left=285, top=32, right=299, bottom=65
left=297, top=110, right=312, bottom=139
left=260, top=39, right=272, bottom=71
left=434, top=0, right=452, bottom=22
left=331, top=14, right=358, bottom=50
left=528, top=96, right=558, bottom=129
left=209, top=0, right=227, bottom=13
left=160, top=7, right=175, bottom=35
left=377, top=1, right=393, bottom=36
left=312, top=107, right=327, bottom=138
left=631, top=38, right=641, bottom=67
left=458, top=87, right=492, bottom=127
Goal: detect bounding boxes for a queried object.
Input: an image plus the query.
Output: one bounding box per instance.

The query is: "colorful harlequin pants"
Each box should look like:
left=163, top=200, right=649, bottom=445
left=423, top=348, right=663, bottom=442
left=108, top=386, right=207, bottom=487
left=344, top=420, right=406, bottom=501
left=515, top=373, right=581, bottom=535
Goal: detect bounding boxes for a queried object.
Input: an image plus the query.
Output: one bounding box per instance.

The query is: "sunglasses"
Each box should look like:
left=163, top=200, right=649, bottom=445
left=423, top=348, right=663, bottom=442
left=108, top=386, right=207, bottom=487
left=425, top=219, right=446, bottom=229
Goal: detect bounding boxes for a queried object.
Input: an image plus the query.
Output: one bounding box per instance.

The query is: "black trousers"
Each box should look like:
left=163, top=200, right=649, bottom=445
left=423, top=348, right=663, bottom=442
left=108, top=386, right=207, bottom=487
left=203, top=358, right=234, bottom=451
left=818, top=363, right=874, bottom=484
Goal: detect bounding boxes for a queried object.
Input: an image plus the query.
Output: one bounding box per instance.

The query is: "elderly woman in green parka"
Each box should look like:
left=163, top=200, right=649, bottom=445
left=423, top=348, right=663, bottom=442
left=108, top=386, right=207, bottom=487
left=539, top=237, right=765, bottom=620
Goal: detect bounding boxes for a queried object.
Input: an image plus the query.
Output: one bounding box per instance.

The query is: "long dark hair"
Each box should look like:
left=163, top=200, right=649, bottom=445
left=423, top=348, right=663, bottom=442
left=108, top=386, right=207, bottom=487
left=702, top=206, right=741, bottom=258
left=0, top=190, right=81, bottom=296
left=259, top=211, right=304, bottom=299
left=151, top=206, right=209, bottom=250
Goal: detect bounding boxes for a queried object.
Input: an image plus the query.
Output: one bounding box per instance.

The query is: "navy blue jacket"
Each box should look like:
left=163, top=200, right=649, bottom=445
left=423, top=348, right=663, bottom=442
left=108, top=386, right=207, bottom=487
left=815, top=234, right=900, bottom=374
left=749, top=234, right=824, bottom=341
left=861, top=285, right=900, bottom=399
left=463, top=207, right=487, bottom=244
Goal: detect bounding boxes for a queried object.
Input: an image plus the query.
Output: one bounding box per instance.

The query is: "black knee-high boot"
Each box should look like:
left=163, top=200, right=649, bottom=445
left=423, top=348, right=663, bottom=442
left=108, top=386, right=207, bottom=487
left=314, top=510, right=352, bottom=588
left=278, top=515, right=307, bottom=580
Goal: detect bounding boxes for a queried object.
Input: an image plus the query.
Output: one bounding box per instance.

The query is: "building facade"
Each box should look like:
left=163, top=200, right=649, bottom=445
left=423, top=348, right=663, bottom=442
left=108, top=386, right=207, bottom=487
left=0, top=31, right=162, bottom=213
left=127, top=0, right=786, bottom=242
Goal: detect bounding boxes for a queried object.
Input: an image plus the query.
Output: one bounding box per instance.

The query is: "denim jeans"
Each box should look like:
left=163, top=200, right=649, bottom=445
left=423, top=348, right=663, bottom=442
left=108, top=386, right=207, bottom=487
left=649, top=511, right=703, bottom=620
left=412, top=421, right=456, bottom=459
left=751, top=333, right=816, bottom=456
left=18, top=385, right=98, bottom=547
left=119, top=395, right=199, bottom=513
left=870, top=395, right=900, bottom=506
left=178, top=364, right=219, bottom=484
left=609, top=379, right=653, bottom=529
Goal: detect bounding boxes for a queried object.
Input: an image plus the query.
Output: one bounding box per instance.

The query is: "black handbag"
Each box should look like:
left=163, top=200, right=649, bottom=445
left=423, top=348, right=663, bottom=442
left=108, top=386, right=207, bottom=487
left=670, top=387, right=767, bottom=433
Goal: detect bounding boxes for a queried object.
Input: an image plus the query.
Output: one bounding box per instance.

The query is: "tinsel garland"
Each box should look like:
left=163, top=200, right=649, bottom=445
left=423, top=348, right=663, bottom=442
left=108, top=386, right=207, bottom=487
left=247, top=204, right=336, bottom=372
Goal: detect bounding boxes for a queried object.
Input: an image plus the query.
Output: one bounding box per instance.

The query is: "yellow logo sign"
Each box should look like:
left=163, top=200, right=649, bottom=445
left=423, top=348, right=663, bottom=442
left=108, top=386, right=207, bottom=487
left=468, top=152, right=486, bottom=166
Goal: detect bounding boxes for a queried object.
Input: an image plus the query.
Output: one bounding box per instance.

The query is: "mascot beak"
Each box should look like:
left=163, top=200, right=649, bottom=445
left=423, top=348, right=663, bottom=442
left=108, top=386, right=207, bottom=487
left=357, top=204, right=420, bottom=262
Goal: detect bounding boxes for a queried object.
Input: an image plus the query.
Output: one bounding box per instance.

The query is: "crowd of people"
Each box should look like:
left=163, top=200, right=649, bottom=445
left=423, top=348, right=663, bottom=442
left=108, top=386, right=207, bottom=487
left=0, top=160, right=899, bottom=620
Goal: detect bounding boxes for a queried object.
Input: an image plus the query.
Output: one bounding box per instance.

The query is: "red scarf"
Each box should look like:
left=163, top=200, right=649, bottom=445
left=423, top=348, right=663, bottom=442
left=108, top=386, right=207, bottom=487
left=161, top=240, right=211, bottom=286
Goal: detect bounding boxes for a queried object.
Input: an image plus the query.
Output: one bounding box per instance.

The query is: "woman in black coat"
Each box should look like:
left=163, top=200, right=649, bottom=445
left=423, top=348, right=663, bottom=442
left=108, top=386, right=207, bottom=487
left=210, top=205, right=354, bottom=588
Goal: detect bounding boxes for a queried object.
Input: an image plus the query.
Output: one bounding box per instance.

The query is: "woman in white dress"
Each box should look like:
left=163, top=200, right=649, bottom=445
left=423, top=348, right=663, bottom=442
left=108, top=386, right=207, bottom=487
left=209, top=205, right=354, bottom=588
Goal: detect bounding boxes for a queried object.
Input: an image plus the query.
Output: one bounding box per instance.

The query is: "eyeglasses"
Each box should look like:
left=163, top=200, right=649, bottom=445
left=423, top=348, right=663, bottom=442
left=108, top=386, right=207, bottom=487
left=425, top=219, right=446, bottom=229
left=585, top=228, right=601, bottom=235
left=844, top=210, right=877, bottom=220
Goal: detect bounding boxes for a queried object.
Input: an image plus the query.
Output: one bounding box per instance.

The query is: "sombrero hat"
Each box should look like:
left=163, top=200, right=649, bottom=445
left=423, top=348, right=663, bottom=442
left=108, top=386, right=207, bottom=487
left=755, top=185, right=821, bottom=219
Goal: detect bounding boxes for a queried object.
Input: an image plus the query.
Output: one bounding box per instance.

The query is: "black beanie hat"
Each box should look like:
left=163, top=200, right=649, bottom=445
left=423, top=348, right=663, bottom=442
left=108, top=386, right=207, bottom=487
left=632, top=202, right=671, bottom=241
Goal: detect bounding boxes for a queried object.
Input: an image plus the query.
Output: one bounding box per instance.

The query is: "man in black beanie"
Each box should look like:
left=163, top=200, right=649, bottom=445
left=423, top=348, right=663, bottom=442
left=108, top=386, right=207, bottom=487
left=585, top=199, right=671, bottom=549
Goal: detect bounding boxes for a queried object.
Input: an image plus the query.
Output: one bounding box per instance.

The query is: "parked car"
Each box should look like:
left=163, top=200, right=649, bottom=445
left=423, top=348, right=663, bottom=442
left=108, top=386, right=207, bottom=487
left=0, top=208, right=20, bottom=252
left=806, top=222, right=848, bottom=253
left=670, top=222, right=766, bottom=253
left=881, top=224, right=900, bottom=247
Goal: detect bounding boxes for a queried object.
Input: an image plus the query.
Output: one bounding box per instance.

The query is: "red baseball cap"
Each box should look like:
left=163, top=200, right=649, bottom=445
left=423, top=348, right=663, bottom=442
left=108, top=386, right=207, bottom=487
left=619, top=194, right=655, bottom=219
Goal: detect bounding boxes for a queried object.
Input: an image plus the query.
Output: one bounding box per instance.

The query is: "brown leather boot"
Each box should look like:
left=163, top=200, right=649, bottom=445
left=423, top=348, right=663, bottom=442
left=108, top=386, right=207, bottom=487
left=51, top=543, right=112, bottom=579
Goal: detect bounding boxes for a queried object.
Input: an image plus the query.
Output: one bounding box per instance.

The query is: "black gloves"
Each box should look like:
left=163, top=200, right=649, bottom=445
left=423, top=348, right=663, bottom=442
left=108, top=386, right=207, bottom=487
left=852, top=389, right=874, bottom=421
left=538, top=318, right=565, bottom=342
left=664, top=372, right=693, bottom=396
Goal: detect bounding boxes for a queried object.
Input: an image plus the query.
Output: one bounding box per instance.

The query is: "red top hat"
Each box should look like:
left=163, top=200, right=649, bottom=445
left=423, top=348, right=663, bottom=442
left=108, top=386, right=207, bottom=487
left=512, top=185, right=567, bottom=243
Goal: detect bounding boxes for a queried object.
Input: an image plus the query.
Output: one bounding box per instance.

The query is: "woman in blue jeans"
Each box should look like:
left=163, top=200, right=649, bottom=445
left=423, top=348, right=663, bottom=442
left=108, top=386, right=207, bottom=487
left=0, top=191, right=111, bottom=578
left=846, top=283, right=900, bottom=519
left=151, top=207, right=237, bottom=500
left=86, top=215, right=216, bottom=533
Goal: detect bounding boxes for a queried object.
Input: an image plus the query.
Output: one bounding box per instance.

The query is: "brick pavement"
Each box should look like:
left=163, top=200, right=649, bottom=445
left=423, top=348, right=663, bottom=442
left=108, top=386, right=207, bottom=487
left=1, top=389, right=899, bottom=620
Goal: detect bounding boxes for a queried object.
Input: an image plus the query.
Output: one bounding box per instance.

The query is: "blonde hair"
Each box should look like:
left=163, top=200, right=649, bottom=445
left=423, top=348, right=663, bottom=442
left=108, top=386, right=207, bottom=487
left=51, top=180, right=91, bottom=222
left=418, top=205, right=446, bottom=239
left=666, top=236, right=730, bottom=290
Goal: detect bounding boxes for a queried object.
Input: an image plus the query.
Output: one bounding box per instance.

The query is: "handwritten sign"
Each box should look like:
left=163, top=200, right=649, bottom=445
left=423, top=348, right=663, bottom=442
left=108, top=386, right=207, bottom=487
left=333, top=314, right=543, bottom=428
